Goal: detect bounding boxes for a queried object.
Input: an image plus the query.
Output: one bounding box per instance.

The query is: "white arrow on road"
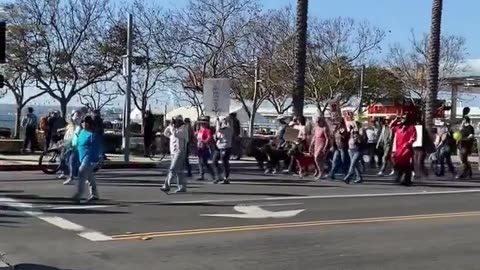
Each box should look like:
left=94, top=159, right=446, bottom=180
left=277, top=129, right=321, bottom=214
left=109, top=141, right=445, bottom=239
left=201, top=205, right=305, bottom=219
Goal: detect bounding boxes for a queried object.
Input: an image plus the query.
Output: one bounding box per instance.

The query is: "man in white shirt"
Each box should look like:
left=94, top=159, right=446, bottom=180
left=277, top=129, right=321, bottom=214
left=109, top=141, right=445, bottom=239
left=365, top=122, right=379, bottom=169
left=161, top=115, right=188, bottom=193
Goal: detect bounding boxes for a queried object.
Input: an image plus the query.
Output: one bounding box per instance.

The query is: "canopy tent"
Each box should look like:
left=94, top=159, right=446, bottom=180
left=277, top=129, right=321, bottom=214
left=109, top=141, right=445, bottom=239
left=165, top=106, right=201, bottom=121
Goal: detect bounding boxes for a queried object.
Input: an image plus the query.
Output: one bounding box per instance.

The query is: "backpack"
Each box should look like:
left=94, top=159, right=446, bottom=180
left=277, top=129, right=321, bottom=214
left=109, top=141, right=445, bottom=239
left=39, top=116, right=48, bottom=132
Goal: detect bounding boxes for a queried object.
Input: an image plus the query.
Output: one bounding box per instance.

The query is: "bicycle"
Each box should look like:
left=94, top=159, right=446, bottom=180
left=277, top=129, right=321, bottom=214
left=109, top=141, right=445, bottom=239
left=148, top=134, right=169, bottom=162
left=39, top=141, right=64, bottom=174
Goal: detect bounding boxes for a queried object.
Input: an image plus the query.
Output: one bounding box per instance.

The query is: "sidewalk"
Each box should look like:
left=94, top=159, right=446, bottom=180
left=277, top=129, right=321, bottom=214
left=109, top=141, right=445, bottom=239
left=0, top=153, right=159, bottom=171
left=0, top=153, right=258, bottom=171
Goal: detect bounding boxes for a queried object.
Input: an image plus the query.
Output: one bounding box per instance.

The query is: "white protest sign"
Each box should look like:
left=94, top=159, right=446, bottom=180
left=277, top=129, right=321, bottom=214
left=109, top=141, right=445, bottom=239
left=203, top=78, right=231, bottom=116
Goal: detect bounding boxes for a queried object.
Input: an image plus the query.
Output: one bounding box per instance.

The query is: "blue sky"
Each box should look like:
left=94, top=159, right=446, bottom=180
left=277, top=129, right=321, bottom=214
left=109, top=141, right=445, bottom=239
left=163, top=0, right=480, bottom=58
left=3, top=0, right=480, bottom=107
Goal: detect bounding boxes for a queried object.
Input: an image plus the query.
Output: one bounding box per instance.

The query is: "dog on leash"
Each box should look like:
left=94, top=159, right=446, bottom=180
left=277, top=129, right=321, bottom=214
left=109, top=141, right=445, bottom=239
left=287, top=144, right=317, bottom=178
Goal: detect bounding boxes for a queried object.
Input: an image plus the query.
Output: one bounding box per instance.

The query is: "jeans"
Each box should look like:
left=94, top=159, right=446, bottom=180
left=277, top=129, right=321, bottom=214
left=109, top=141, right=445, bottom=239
left=185, top=145, right=192, bottom=176
left=379, top=146, right=393, bottom=173
left=344, top=149, right=362, bottom=181
left=413, top=148, right=429, bottom=177
left=164, top=151, right=187, bottom=190
left=439, top=147, right=455, bottom=176
left=198, top=153, right=214, bottom=180
left=69, top=150, right=79, bottom=178
left=329, top=148, right=349, bottom=177
left=367, top=143, right=377, bottom=168
left=60, top=148, right=72, bottom=174
left=73, top=159, right=99, bottom=199
left=212, top=148, right=232, bottom=180
left=23, top=126, right=37, bottom=152
left=459, top=148, right=472, bottom=178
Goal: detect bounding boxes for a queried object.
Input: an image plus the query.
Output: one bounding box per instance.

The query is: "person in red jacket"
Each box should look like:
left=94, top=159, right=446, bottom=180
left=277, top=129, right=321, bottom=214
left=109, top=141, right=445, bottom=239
left=390, top=114, right=417, bottom=186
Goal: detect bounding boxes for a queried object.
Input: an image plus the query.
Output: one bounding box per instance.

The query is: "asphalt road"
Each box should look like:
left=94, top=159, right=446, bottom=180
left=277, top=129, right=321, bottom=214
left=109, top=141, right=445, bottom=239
left=2, top=163, right=480, bottom=270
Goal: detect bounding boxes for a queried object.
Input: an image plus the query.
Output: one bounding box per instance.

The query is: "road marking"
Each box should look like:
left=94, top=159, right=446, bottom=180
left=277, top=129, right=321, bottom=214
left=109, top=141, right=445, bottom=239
left=111, top=211, right=480, bottom=241
left=202, top=205, right=305, bottom=219
left=0, top=197, right=112, bottom=242
left=170, top=189, right=480, bottom=205
left=0, top=259, right=9, bottom=269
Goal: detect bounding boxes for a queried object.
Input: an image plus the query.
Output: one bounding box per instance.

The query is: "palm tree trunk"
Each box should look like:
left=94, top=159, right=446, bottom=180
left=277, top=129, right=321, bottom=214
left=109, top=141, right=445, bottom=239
left=292, top=0, right=309, bottom=117
left=425, top=0, right=443, bottom=131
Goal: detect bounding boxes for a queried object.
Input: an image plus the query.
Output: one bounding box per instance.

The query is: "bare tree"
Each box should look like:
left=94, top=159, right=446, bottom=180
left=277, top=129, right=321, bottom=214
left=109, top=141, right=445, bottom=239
left=305, top=17, right=385, bottom=114
left=79, top=83, right=118, bottom=112
left=252, top=6, right=295, bottom=115
left=2, top=3, right=45, bottom=138
left=167, top=0, right=261, bottom=118
left=387, top=31, right=465, bottom=106
left=14, top=0, right=117, bottom=118
left=114, top=0, right=174, bottom=128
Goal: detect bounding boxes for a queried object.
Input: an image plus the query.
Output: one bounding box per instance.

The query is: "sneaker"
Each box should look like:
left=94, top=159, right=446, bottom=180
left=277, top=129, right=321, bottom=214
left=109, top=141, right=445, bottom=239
left=377, top=171, right=384, bottom=176
left=354, top=179, right=363, bottom=184
left=86, top=196, right=100, bottom=203
left=63, top=178, right=74, bottom=185
left=58, top=173, right=65, bottom=179
left=221, top=179, right=230, bottom=184
left=172, top=189, right=187, bottom=193
left=388, top=170, right=395, bottom=176
left=160, top=186, right=170, bottom=194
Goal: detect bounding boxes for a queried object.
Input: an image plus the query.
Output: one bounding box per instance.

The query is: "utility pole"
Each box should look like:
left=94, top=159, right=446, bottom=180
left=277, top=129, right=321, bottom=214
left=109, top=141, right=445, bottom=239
left=248, top=57, right=260, bottom=137
left=357, top=65, right=365, bottom=118
left=122, top=14, right=133, bottom=162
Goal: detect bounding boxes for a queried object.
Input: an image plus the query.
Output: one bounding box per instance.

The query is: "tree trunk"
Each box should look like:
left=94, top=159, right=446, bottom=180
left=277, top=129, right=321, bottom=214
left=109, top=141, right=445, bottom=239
left=425, top=0, right=443, bottom=131
left=14, top=105, right=22, bottom=139
left=292, top=0, right=309, bottom=117
left=60, top=101, right=68, bottom=120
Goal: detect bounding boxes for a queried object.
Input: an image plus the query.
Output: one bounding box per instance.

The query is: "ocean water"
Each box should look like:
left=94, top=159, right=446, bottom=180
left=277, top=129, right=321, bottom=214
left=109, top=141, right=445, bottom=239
left=0, top=115, right=15, bottom=129
left=0, top=104, right=123, bottom=130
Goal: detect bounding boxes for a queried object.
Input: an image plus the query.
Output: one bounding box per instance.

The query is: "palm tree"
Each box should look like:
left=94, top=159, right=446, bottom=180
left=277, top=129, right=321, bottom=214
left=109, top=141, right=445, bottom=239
left=292, top=0, right=308, bottom=117
left=425, top=0, right=443, bottom=131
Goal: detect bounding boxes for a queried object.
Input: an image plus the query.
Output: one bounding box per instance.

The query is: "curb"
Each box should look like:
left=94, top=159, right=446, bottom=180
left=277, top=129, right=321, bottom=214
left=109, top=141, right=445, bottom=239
left=0, top=162, right=159, bottom=171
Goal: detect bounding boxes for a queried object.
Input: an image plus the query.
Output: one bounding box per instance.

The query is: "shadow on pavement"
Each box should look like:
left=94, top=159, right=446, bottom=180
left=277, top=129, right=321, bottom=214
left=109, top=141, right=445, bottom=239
left=196, top=191, right=302, bottom=197
left=0, top=190, right=24, bottom=194
left=241, top=182, right=341, bottom=188
left=6, top=263, right=78, bottom=270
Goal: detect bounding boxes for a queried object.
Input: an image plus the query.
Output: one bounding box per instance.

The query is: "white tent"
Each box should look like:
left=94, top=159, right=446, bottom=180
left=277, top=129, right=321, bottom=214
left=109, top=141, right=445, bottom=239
left=166, top=106, right=201, bottom=121
left=130, top=108, right=143, bottom=123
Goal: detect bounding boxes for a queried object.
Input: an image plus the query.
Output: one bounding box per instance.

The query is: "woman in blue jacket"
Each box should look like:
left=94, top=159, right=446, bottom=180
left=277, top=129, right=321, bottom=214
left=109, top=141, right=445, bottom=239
left=73, top=116, right=101, bottom=203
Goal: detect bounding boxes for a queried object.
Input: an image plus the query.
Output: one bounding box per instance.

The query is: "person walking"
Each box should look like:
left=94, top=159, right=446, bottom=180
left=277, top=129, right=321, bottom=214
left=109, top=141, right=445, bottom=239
left=229, top=112, right=242, bottom=160
left=413, top=120, right=434, bottom=179
left=328, top=121, right=350, bottom=180
left=161, top=115, right=188, bottom=193
left=435, top=124, right=456, bottom=177
left=184, top=118, right=194, bottom=177
left=63, top=110, right=83, bottom=185
left=390, top=114, right=417, bottom=186
left=213, top=117, right=234, bottom=184
left=92, top=110, right=106, bottom=160
left=365, top=121, right=378, bottom=169
left=457, top=116, right=475, bottom=179
left=377, top=117, right=395, bottom=176
left=72, top=116, right=101, bottom=204
left=143, top=111, right=155, bottom=157
left=343, top=126, right=363, bottom=184
left=21, top=107, right=38, bottom=153
left=58, top=119, right=75, bottom=180
left=310, top=117, right=329, bottom=179
left=196, top=117, right=215, bottom=181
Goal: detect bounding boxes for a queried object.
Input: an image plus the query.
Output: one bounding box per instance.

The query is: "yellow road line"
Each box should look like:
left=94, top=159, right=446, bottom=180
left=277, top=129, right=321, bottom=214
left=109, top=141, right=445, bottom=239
left=111, top=211, right=480, bottom=241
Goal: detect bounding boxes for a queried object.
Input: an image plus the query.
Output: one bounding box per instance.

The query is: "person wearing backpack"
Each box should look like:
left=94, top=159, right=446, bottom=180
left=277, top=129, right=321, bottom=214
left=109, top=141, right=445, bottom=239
left=435, top=124, right=456, bottom=177
left=21, top=107, right=38, bottom=153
